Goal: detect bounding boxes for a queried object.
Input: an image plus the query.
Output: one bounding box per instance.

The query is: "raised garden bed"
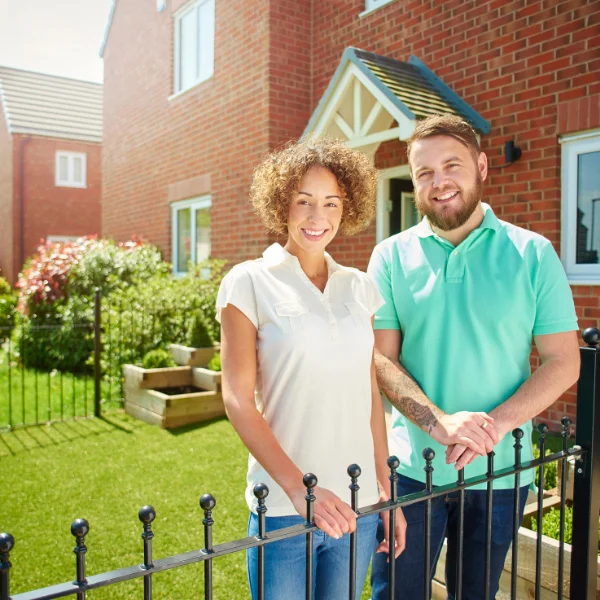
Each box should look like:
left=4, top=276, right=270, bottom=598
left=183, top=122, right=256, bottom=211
left=169, top=343, right=219, bottom=367
left=123, top=364, right=223, bottom=429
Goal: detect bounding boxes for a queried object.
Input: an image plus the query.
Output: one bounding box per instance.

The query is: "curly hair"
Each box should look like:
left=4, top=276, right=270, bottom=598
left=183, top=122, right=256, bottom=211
left=250, top=138, right=378, bottom=236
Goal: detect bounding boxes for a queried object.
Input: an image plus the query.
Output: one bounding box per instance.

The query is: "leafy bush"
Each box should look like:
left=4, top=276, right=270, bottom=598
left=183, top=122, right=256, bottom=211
left=206, top=352, right=221, bottom=372
left=142, top=349, right=176, bottom=369
left=531, top=505, right=600, bottom=554
left=187, top=310, right=213, bottom=348
left=534, top=446, right=557, bottom=490
left=101, top=260, right=226, bottom=381
left=0, top=277, right=17, bottom=345
left=14, top=237, right=166, bottom=373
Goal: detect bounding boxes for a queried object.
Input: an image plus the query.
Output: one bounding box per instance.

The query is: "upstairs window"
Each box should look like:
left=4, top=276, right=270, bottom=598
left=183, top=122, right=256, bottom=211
left=364, top=0, right=395, bottom=13
left=55, top=152, right=86, bottom=188
left=560, top=131, right=600, bottom=283
left=174, top=0, right=215, bottom=94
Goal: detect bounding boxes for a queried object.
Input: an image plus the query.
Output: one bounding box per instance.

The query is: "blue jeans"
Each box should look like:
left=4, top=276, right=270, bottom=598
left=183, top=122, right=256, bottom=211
left=247, top=511, right=378, bottom=600
left=371, top=475, right=529, bottom=600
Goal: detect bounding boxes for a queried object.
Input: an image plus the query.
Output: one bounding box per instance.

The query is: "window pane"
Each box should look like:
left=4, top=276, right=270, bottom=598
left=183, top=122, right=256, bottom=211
left=195, top=207, right=211, bottom=263
left=179, top=8, right=197, bottom=91
left=198, top=0, right=215, bottom=81
left=59, top=156, right=68, bottom=181
left=576, top=150, right=600, bottom=264
left=177, top=208, right=192, bottom=272
left=73, top=157, right=83, bottom=183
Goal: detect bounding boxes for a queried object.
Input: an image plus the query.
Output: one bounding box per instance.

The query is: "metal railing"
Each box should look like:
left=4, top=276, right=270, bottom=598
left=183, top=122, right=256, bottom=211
left=1, top=328, right=599, bottom=600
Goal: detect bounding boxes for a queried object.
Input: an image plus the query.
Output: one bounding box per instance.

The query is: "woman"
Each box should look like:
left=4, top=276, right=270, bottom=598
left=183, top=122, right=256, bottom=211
left=217, top=138, right=406, bottom=599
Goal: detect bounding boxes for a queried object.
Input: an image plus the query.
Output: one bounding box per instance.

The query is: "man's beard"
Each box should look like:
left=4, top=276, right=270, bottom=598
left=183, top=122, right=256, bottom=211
left=415, top=175, right=484, bottom=232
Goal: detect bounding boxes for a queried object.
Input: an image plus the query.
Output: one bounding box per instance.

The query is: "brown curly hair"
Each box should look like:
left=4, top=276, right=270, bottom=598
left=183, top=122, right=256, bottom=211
left=250, top=138, right=378, bottom=236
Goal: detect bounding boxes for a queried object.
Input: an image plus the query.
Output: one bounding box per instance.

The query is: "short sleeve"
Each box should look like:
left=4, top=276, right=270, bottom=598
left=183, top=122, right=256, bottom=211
left=367, top=246, right=401, bottom=330
left=533, top=243, right=578, bottom=336
left=359, top=271, right=385, bottom=315
left=216, top=266, right=259, bottom=329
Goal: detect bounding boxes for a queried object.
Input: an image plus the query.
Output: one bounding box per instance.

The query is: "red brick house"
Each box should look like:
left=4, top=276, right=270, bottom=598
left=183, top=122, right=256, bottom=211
left=101, top=0, right=600, bottom=426
left=0, top=67, right=102, bottom=284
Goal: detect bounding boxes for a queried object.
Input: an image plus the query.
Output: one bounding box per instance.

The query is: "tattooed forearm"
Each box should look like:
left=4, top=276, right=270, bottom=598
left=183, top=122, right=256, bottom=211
left=374, top=350, right=443, bottom=434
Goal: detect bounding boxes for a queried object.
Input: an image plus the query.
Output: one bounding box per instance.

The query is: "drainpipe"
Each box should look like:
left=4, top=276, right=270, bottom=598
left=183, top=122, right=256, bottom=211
left=18, top=135, right=31, bottom=270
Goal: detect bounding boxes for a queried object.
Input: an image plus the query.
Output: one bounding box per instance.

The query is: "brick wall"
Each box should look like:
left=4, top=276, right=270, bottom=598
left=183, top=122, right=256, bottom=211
left=0, top=110, right=13, bottom=283
left=20, top=136, right=102, bottom=271
left=102, top=0, right=279, bottom=264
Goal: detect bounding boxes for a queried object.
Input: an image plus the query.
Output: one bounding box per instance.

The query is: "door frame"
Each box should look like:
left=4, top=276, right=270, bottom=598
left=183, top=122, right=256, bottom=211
left=376, top=165, right=412, bottom=243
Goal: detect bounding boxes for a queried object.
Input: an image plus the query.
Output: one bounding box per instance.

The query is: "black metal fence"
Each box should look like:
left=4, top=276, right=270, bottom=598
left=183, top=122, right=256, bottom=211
left=1, top=329, right=599, bottom=600
left=0, top=290, right=200, bottom=430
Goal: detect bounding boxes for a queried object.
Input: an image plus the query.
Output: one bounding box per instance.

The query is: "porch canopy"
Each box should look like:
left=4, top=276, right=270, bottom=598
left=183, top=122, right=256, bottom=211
left=303, top=48, right=490, bottom=155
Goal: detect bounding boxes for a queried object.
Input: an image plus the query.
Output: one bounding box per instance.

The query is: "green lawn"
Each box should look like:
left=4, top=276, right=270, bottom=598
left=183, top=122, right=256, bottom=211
left=0, top=350, right=122, bottom=428
left=0, top=414, right=373, bottom=599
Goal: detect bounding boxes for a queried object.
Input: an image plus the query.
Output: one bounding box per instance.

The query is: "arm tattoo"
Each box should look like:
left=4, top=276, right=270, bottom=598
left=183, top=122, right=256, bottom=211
left=374, top=352, right=441, bottom=434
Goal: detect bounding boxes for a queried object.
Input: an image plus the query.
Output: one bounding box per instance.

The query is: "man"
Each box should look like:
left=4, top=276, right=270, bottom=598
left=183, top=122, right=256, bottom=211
left=368, top=114, right=580, bottom=599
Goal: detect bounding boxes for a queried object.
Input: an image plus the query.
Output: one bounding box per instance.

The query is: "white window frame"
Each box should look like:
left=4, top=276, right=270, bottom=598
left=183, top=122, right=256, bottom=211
left=173, top=0, right=215, bottom=95
left=376, top=165, right=412, bottom=242
left=560, top=130, right=600, bottom=284
left=360, top=0, right=395, bottom=17
left=171, top=195, right=212, bottom=277
left=55, top=152, right=87, bottom=188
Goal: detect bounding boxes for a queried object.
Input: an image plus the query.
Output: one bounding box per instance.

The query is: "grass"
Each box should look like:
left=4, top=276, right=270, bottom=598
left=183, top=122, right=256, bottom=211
left=0, top=414, right=374, bottom=599
left=0, top=350, right=122, bottom=428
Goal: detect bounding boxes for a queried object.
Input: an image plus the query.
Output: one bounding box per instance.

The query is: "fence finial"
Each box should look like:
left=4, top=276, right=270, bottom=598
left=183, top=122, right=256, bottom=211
left=71, top=519, right=89, bottom=589
left=0, top=532, right=15, bottom=600
left=582, top=327, right=599, bottom=347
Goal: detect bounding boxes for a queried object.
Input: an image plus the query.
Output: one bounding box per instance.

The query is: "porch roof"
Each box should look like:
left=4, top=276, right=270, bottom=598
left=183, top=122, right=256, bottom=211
left=303, top=48, right=490, bottom=150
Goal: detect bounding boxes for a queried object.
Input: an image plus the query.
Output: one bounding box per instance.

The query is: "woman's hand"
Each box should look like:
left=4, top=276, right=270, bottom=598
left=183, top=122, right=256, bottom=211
left=375, top=493, right=407, bottom=559
left=290, top=485, right=357, bottom=539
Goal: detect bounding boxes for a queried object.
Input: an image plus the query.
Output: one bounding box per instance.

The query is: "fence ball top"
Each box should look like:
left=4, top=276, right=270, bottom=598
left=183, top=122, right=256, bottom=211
left=71, top=519, right=89, bottom=539
left=561, top=416, right=572, bottom=429
left=253, top=483, right=269, bottom=500
left=512, top=428, right=524, bottom=439
left=200, top=494, right=216, bottom=512
left=536, top=423, right=549, bottom=436
left=303, top=473, right=318, bottom=489
left=138, top=506, right=156, bottom=524
left=422, top=448, right=435, bottom=462
left=347, top=464, right=361, bottom=478
left=0, top=532, right=15, bottom=553
left=387, top=455, right=400, bottom=470
left=583, top=327, right=600, bottom=346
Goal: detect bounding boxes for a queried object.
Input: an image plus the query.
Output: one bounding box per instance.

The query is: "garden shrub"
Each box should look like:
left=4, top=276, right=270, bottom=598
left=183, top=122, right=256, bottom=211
left=531, top=505, right=600, bottom=554
left=534, top=447, right=557, bottom=490
left=14, top=237, right=166, bottom=373
left=142, top=349, right=176, bottom=369
left=0, top=277, right=17, bottom=345
left=187, top=310, right=213, bottom=348
left=206, top=352, right=221, bottom=372
left=101, top=259, right=226, bottom=381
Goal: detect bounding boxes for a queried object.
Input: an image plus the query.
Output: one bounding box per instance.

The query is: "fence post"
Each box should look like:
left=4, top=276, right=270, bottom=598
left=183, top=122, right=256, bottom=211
left=570, top=327, right=600, bottom=600
left=0, top=533, right=14, bottom=600
left=94, top=289, right=101, bottom=418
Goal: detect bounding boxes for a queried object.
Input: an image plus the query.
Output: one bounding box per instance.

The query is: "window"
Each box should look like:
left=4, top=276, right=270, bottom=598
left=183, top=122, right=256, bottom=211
left=171, top=196, right=211, bottom=276
left=174, top=0, right=215, bottom=94
left=363, top=0, right=395, bottom=14
left=55, top=152, right=86, bottom=188
left=560, top=131, right=600, bottom=283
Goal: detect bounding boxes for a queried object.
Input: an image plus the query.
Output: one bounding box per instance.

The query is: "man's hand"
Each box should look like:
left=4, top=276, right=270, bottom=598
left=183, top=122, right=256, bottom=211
left=432, top=411, right=499, bottom=456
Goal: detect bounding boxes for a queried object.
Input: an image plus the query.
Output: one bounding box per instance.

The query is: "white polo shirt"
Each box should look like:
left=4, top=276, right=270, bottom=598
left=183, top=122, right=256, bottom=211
left=216, top=243, right=384, bottom=516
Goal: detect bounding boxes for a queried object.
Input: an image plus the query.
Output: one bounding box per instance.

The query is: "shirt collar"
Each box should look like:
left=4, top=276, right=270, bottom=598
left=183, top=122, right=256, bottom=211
left=262, top=243, right=345, bottom=275
left=414, top=203, right=500, bottom=239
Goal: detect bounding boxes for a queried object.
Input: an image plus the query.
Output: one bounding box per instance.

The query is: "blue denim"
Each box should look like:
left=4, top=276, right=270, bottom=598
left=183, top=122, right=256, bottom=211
left=371, top=475, right=529, bottom=600
left=247, top=511, right=378, bottom=600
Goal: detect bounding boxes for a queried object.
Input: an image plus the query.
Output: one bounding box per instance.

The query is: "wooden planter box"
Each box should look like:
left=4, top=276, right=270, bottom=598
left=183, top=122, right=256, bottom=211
left=169, top=344, right=219, bottom=367
left=123, top=364, right=224, bottom=429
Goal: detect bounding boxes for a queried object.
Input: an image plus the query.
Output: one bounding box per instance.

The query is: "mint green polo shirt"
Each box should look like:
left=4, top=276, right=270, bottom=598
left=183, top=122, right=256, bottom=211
left=367, top=204, right=578, bottom=489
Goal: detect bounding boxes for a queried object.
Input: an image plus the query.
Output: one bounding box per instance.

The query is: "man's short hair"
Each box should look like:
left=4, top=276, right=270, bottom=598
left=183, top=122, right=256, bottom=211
left=406, top=114, right=481, bottom=163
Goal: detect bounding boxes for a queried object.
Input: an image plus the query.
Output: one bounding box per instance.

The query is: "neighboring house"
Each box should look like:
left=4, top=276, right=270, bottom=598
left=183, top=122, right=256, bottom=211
left=101, top=0, right=600, bottom=427
left=0, top=67, right=102, bottom=284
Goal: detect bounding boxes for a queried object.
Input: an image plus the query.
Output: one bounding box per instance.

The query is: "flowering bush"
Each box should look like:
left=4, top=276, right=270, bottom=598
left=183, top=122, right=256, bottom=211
left=0, top=277, right=17, bottom=345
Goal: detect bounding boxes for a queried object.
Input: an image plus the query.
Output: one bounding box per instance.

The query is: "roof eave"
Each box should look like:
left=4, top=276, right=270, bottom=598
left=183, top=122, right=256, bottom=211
left=408, top=55, right=491, bottom=135
left=99, top=0, right=117, bottom=58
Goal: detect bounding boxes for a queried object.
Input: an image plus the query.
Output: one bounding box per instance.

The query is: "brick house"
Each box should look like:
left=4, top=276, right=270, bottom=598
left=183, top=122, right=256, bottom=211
left=0, top=67, right=102, bottom=284
left=101, top=0, right=600, bottom=427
